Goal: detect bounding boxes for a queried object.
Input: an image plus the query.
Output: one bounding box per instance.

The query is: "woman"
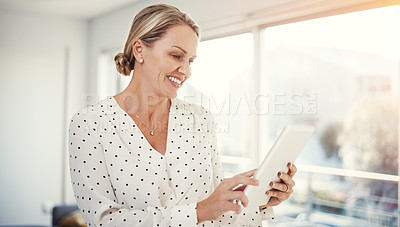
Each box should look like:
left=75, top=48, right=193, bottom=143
left=69, top=4, right=297, bottom=226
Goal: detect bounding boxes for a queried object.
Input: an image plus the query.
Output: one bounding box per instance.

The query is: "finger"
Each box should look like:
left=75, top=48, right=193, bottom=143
left=287, top=162, right=297, bottom=177
left=233, top=184, right=247, bottom=191
left=225, top=191, right=249, bottom=207
left=278, top=171, right=295, bottom=188
left=270, top=181, right=291, bottom=192
left=259, top=204, right=268, bottom=210
left=266, top=197, right=280, bottom=207
left=238, top=168, right=257, bottom=177
left=266, top=190, right=289, bottom=199
left=219, top=175, right=259, bottom=191
left=225, top=202, right=242, bottom=214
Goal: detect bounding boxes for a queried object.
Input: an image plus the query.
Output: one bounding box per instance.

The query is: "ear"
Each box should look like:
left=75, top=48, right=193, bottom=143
left=132, top=39, right=145, bottom=62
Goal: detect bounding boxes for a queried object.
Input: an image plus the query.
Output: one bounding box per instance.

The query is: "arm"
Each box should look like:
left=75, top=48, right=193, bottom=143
left=68, top=112, right=198, bottom=226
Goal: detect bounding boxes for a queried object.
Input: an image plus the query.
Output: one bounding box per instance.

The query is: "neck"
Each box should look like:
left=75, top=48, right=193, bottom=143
left=137, top=93, right=170, bottom=119
left=119, top=69, right=170, bottom=123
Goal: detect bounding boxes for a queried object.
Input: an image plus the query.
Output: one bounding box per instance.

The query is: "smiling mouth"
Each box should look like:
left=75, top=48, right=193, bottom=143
left=167, top=76, right=183, bottom=87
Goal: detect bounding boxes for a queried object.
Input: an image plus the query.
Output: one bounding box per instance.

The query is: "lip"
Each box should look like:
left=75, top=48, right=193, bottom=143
left=166, top=75, right=184, bottom=88
left=167, top=75, right=185, bottom=81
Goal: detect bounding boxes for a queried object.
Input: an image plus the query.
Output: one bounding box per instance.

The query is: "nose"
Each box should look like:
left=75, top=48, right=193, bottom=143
left=178, top=61, right=191, bottom=78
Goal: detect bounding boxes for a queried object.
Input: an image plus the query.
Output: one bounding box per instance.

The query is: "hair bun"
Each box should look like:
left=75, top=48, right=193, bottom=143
left=114, top=53, right=132, bottom=76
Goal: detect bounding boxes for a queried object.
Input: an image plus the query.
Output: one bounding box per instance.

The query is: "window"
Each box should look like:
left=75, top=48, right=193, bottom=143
left=181, top=5, right=399, bottom=227
left=178, top=33, right=255, bottom=175
left=260, top=6, right=399, bottom=226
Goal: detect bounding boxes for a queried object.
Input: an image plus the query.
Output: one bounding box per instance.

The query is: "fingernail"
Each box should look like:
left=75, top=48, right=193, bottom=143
left=270, top=182, right=274, bottom=187
left=277, top=172, right=281, bottom=177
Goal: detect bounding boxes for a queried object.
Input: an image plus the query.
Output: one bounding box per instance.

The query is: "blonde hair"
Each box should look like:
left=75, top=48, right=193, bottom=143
left=114, top=4, right=199, bottom=76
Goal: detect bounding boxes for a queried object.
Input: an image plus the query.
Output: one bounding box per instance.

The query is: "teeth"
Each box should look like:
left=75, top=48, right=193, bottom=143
left=168, top=76, right=182, bottom=85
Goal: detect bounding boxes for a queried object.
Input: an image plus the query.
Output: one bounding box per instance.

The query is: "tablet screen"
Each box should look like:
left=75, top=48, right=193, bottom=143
left=244, top=124, right=314, bottom=207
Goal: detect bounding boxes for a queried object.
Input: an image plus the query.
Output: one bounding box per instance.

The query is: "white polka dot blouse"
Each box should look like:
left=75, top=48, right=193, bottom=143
left=69, top=96, right=274, bottom=226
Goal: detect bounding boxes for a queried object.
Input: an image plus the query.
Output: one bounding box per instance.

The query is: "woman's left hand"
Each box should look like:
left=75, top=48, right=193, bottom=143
left=259, top=162, right=297, bottom=209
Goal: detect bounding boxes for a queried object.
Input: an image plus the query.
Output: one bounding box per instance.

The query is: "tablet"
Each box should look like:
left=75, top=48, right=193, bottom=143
left=243, top=124, right=315, bottom=207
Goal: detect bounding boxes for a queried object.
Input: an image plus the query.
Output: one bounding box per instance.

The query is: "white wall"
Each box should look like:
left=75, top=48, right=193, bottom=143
left=0, top=10, right=87, bottom=225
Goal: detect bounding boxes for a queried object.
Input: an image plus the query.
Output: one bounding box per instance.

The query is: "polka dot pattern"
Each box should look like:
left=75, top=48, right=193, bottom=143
left=69, top=96, right=274, bottom=226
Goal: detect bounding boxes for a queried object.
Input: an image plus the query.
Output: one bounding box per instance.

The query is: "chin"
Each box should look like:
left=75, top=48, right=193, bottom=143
left=161, top=89, right=178, bottom=99
left=160, top=81, right=179, bottom=99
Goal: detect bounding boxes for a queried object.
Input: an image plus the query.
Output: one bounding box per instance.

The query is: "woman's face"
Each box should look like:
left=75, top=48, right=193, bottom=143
left=140, top=25, right=198, bottom=99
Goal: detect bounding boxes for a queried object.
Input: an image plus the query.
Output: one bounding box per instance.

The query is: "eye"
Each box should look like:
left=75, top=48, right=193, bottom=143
left=172, top=55, right=182, bottom=60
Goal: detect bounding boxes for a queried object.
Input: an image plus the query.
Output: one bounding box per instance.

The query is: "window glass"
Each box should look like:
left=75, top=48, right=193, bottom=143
left=261, top=6, right=399, bottom=226
left=179, top=33, right=254, bottom=175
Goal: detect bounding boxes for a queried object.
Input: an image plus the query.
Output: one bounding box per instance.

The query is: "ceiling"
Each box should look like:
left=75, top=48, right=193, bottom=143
left=0, top=0, right=142, bottom=19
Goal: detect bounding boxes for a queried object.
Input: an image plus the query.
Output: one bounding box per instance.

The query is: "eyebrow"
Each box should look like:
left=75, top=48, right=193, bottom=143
left=172, top=45, right=187, bottom=54
left=172, top=46, right=197, bottom=58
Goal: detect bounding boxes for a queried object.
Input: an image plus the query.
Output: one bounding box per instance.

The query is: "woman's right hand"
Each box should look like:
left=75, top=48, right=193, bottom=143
left=196, top=169, right=259, bottom=223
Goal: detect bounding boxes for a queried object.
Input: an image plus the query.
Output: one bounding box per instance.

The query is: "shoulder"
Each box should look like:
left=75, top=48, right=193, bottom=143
left=172, top=98, right=217, bottom=135
left=172, top=98, right=214, bottom=120
left=69, top=97, right=114, bottom=129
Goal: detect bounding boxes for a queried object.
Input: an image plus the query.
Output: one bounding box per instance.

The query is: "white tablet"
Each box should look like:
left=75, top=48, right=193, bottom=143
left=243, top=124, right=315, bottom=207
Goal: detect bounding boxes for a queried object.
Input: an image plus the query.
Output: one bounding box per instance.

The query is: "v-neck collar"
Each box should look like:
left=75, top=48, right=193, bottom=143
left=110, top=96, right=176, bottom=157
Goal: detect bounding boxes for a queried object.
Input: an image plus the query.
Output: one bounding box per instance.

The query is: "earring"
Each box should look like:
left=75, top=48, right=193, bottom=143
left=139, top=58, right=143, bottom=63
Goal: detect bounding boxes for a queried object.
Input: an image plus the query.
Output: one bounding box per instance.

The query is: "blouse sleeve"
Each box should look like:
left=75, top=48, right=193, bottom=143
left=68, top=112, right=198, bottom=226
left=207, top=114, right=275, bottom=226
